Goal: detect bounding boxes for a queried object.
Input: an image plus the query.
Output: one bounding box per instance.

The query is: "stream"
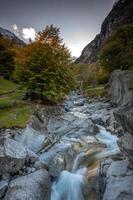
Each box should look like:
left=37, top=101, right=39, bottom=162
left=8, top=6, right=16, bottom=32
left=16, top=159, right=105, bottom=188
left=16, top=92, right=119, bottom=200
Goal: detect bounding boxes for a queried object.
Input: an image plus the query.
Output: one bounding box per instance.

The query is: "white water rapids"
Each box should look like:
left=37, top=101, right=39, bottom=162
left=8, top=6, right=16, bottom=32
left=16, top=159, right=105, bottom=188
left=51, top=168, right=87, bottom=200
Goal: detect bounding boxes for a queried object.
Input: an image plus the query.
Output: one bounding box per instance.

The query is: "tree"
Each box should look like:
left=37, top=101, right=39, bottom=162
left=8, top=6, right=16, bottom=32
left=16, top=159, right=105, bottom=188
left=0, top=35, right=15, bottom=79
left=36, top=24, right=62, bottom=47
left=99, top=25, right=133, bottom=72
left=14, top=25, right=75, bottom=102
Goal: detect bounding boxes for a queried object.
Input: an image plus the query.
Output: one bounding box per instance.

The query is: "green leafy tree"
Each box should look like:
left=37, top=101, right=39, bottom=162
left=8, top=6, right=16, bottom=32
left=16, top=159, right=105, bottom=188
left=0, top=35, right=15, bottom=79
left=14, top=25, right=75, bottom=102
left=100, top=25, right=133, bottom=72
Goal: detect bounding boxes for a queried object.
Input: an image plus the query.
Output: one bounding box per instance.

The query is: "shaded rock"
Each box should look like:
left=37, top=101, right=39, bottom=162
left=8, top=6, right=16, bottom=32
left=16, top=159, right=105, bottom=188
left=100, top=159, right=133, bottom=200
left=0, top=180, right=9, bottom=199
left=106, top=159, right=130, bottom=177
left=109, top=70, right=133, bottom=106
left=34, top=160, right=49, bottom=171
left=74, top=98, right=85, bottom=106
left=103, top=175, right=133, bottom=200
left=15, top=126, right=46, bottom=153
left=114, top=100, right=133, bottom=167
left=4, top=169, right=51, bottom=200
left=0, top=27, right=25, bottom=46
left=26, top=149, right=39, bottom=163
left=0, top=138, right=27, bottom=175
left=31, top=106, right=63, bottom=133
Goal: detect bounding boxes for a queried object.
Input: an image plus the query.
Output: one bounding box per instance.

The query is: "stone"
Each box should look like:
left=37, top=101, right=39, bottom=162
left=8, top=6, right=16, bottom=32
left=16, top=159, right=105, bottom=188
left=100, top=159, right=133, bottom=200
left=109, top=70, right=133, bottom=106
left=0, top=180, right=9, bottom=199
left=74, top=98, right=85, bottom=106
left=103, top=175, right=133, bottom=200
left=0, top=138, right=27, bottom=175
left=15, top=126, right=46, bottom=153
left=34, top=160, right=49, bottom=171
left=0, top=27, right=25, bottom=46
left=26, top=149, right=39, bottom=163
left=4, top=169, right=51, bottom=200
left=106, top=159, right=130, bottom=178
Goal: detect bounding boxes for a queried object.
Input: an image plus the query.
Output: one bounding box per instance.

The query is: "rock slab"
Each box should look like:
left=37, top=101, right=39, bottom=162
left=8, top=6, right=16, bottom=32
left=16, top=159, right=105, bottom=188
left=4, top=169, right=51, bottom=200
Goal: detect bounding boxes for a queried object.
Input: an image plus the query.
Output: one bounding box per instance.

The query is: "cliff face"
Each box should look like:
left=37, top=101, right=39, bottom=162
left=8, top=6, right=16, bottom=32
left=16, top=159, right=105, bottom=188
left=109, top=70, right=133, bottom=106
left=110, top=70, right=133, bottom=167
left=0, top=27, right=25, bottom=46
left=76, top=0, right=133, bottom=64
left=99, top=70, right=133, bottom=200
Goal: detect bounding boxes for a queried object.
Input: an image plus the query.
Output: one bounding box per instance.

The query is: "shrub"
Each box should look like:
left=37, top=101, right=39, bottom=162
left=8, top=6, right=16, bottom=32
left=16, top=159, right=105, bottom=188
left=100, top=24, right=133, bottom=72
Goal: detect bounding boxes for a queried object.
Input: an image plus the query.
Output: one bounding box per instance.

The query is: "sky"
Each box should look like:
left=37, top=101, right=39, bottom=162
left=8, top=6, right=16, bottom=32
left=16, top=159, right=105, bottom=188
left=0, top=0, right=116, bottom=57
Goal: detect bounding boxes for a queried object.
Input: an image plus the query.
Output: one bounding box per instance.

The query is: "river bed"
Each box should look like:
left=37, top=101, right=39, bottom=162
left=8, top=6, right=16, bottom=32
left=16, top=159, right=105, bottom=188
left=16, top=92, right=120, bottom=200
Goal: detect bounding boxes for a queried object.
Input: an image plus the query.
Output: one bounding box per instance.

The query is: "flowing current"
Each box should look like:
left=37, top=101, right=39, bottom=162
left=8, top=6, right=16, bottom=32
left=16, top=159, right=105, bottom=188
left=50, top=126, right=119, bottom=200
left=51, top=168, right=87, bottom=200
left=49, top=94, right=119, bottom=200
left=16, top=93, right=119, bottom=200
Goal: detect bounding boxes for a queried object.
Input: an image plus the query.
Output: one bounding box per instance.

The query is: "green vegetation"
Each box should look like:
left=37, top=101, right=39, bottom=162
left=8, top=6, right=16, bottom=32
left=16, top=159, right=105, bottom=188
left=0, top=77, right=35, bottom=128
left=0, top=77, right=18, bottom=95
left=14, top=25, right=76, bottom=103
left=73, top=62, right=108, bottom=98
left=73, top=25, right=133, bottom=99
left=84, top=85, right=107, bottom=98
left=100, top=24, right=133, bottom=72
left=0, top=105, right=34, bottom=128
left=0, top=35, right=16, bottom=79
left=1, top=24, right=133, bottom=127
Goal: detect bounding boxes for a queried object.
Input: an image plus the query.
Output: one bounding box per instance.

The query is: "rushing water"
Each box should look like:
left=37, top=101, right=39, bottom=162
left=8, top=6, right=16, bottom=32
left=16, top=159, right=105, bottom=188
left=49, top=95, right=119, bottom=200
left=16, top=93, right=119, bottom=200
left=50, top=125, right=119, bottom=200
left=51, top=168, right=87, bottom=200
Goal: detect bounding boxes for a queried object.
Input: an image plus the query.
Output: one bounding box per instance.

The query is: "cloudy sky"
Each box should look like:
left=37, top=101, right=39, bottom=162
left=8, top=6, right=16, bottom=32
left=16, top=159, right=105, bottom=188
left=0, top=0, right=116, bottom=57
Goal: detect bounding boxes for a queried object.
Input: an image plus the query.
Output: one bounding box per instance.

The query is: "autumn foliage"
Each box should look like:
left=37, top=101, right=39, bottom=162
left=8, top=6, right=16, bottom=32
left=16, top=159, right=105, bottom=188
left=14, top=25, right=75, bottom=102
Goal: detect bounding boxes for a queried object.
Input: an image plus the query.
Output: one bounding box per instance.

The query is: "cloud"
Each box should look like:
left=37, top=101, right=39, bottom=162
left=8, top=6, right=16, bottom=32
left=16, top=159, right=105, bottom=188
left=68, top=43, right=85, bottom=57
left=22, top=27, right=36, bottom=41
left=12, top=24, right=18, bottom=31
left=11, top=24, right=20, bottom=36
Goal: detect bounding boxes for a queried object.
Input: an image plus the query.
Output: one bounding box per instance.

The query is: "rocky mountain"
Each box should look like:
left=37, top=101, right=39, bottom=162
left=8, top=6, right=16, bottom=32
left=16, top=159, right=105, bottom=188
left=76, top=0, right=133, bottom=64
left=0, top=27, right=25, bottom=46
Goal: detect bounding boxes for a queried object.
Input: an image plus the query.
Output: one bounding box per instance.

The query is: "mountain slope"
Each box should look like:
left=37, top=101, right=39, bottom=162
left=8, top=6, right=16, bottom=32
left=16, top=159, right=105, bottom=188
left=76, top=0, right=133, bottom=64
left=0, top=27, right=25, bottom=46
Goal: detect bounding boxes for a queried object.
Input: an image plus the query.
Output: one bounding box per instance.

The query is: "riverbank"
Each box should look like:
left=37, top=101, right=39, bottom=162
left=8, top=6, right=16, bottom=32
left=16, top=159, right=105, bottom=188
left=0, top=91, right=124, bottom=199
left=0, top=70, right=133, bottom=200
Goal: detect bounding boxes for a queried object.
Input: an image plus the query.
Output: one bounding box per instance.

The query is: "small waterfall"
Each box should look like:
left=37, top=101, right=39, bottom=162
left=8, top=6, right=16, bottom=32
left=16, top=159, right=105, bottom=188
left=72, top=152, right=85, bottom=172
left=51, top=168, right=87, bottom=200
left=95, top=125, right=119, bottom=158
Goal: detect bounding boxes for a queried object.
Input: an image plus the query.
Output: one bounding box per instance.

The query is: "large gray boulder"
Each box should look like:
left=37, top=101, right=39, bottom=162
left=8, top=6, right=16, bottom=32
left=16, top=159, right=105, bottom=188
left=15, top=126, right=46, bottom=153
left=100, top=159, right=133, bottom=200
left=4, top=169, right=51, bottom=200
left=109, top=70, right=133, bottom=106
left=0, top=138, right=27, bottom=175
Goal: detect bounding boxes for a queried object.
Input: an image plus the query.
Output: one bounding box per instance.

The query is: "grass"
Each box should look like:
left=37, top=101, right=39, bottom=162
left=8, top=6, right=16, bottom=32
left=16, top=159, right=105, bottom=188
left=0, top=90, right=24, bottom=109
left=0, top=104, right=35, bottom=128
left=0, top=77, right=35, bottom=128
left=85, top=85, right=107, bottom=98
left=0, top=77, right=18, bottom=95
